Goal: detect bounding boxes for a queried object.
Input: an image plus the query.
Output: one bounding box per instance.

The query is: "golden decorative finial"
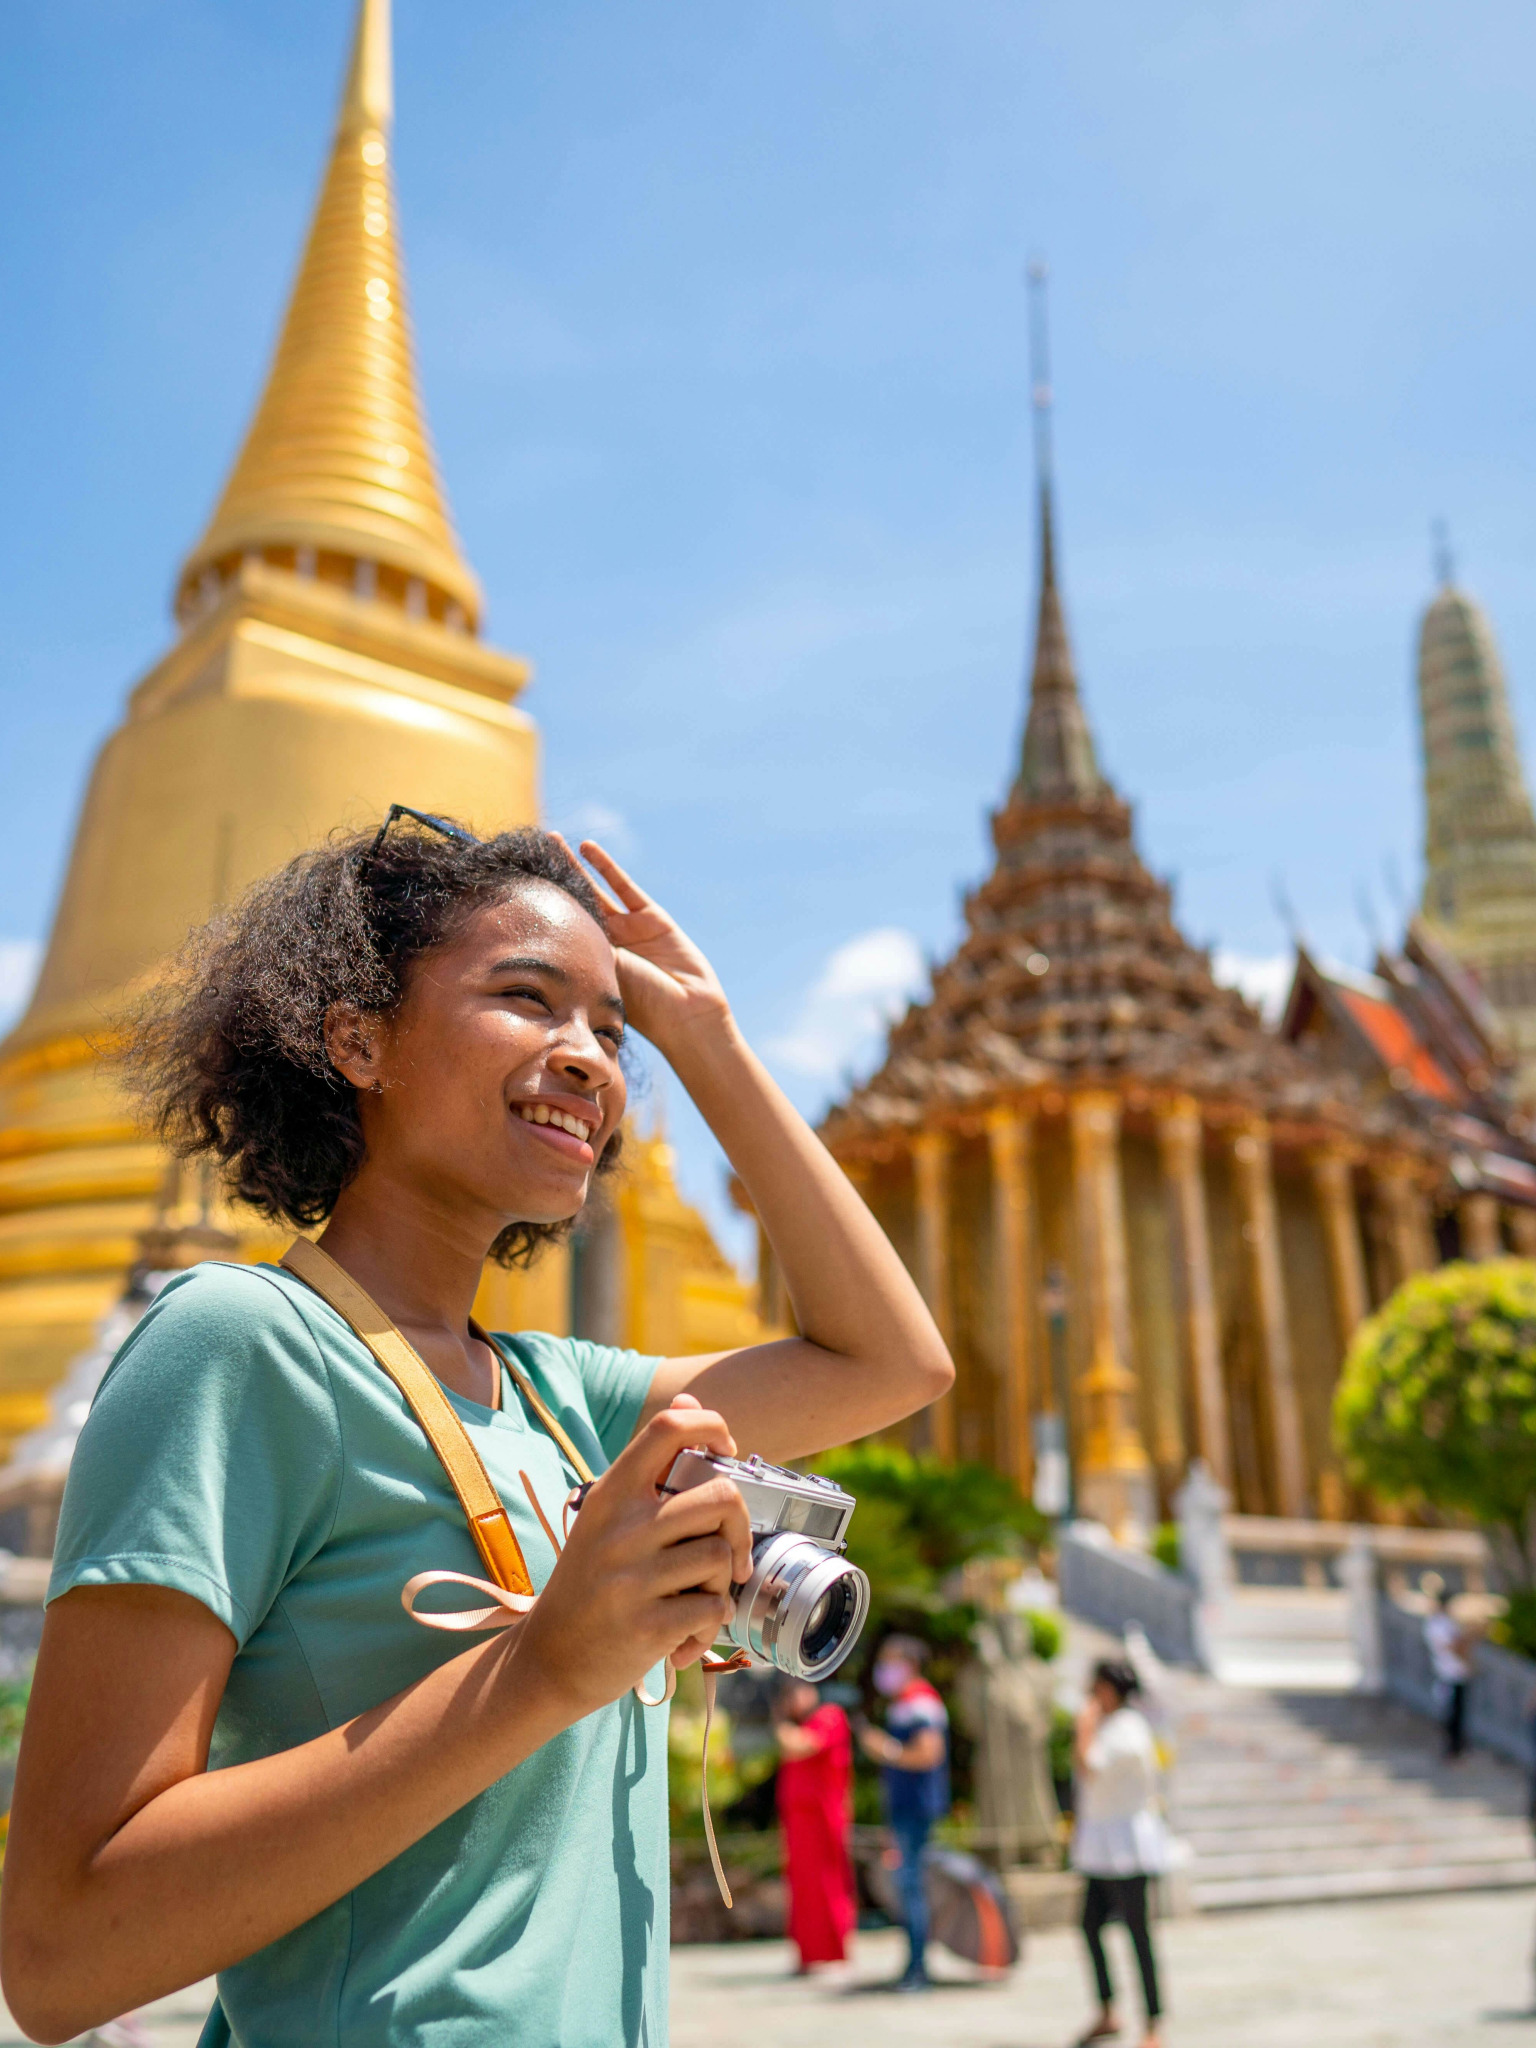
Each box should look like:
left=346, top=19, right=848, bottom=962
left=343, top=0, right=393, bottom=133
left=177, top=0, right=481, bottom=630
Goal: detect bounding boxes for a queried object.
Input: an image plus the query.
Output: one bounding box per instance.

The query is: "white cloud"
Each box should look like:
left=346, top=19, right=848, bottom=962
left=1212, top=947, right=1294, bottom=1024
left=553, top=801, right=637, bottom=861
left=768, top=927, right=927, bottom=1083
left=0, top=940, right=41, bottom=1032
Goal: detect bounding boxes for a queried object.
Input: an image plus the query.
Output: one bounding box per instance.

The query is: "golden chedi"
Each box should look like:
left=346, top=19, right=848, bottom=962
left=0, top=0, right=758, bottom=1453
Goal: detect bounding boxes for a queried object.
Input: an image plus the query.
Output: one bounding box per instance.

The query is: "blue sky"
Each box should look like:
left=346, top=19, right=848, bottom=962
left=6, top=2, right=1536, bottom=1254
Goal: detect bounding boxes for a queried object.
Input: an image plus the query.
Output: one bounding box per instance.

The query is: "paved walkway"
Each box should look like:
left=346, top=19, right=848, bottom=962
left=670, top=1896, right=1536, bottom=2047
left=18, top=1892, right=1536, bottom=2046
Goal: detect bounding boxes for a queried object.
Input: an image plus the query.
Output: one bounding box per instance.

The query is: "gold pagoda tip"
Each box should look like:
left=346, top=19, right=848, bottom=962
left=341, top=0, right=393, bottom=136
left=176, top=0, right=481, bottom=633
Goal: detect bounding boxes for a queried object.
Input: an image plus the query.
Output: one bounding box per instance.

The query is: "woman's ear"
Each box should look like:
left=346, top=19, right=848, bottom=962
left=323, top=1003, right=384, bottom=1091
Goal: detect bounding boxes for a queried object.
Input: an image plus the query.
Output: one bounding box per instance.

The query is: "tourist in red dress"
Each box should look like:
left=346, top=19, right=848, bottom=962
left=774, top=1679, right=857, bottom=1970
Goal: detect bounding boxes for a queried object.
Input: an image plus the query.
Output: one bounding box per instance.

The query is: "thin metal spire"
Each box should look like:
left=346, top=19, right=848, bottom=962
left=1015, top=257, right=1103, bottom=803
left=1025, top=256, right=1059, bottom=610
left=1433, top=518, right=1455, bottom=589
left=1027, top=257, right=1054, bottom=504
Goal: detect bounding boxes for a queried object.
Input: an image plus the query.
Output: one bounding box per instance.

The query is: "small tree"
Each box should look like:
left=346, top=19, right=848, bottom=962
left=813, top=1441, right=1049, bottom=1617
left=1334, top=1258, right=1536, bottom=1591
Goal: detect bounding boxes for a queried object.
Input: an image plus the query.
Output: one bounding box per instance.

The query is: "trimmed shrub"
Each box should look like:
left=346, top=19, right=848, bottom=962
left=1334, top=1258, right=1536, bottom=1588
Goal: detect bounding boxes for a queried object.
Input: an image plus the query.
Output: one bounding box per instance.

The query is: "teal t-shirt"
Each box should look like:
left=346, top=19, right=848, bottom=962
left=47, top=1261, right=670, bottom=2048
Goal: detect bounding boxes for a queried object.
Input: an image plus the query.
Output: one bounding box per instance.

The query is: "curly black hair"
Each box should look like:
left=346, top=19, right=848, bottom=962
left=128, top=818, right=622, bottom=1267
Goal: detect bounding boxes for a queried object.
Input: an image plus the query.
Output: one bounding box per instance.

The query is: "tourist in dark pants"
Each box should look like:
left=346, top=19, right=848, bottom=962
left=1423, top=1578, right=1472, bottom=1760
left=857, top=1634, right=950, bottom=1992
left=1071, top=1658, right=1168, bottom=2048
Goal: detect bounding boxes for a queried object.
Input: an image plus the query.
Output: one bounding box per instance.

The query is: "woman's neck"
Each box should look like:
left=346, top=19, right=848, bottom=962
left=316, top=1175, right=502, bottom=1404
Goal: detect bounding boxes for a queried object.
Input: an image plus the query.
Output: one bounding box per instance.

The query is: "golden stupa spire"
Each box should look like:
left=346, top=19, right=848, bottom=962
left=177, top=0, right=481, bottom=630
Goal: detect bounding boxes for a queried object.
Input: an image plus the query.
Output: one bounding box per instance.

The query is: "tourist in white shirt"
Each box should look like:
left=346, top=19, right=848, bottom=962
left=1070, top=1657, right=1168, bottom=2048
left=1422, top=1577, right=1474, bottom=1761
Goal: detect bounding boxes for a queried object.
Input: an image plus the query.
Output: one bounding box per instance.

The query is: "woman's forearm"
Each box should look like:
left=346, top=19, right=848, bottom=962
left=5, top=1621, right=574, bottom=2040
left=660, top=1012, right=951, bottom=1429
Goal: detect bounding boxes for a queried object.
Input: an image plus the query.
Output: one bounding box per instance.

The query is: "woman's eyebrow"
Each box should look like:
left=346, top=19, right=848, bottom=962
left=489, top=954, right=569, bottom=982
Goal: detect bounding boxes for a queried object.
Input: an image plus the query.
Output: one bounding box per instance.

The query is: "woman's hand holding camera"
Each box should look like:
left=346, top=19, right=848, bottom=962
left=512, top=1395, right=753, bottom=1721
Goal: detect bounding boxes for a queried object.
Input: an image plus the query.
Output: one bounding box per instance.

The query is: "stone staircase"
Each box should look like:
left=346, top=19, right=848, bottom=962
left=1205, top=1586, right=1359, bottom=1691
left=1170, top=1682, right=1536, bottom=1910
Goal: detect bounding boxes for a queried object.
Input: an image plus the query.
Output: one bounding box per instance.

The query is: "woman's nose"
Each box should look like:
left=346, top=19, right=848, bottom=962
left=554, top=1017, right=618, bottom=1080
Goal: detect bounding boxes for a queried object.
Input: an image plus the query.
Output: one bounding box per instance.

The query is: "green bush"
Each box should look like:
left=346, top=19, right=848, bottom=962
left=1490, top=1589, right=1536, bottom=1663
left=0, top=1679, right=28, bottom=1765
left=1151, top=1522, right=1181, bottom=1574
left=1335, top=1259, right=1536, bottom=1587
left=814, top=1443, right=1049, bottom=1585
left=1021, top=1608, right=1063, bottom=1662
left=809, top=1442, right=1048, bottom=1680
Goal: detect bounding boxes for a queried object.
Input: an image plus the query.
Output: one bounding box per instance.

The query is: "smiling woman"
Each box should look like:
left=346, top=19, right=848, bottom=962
left=0, top=816, right=951, bottom=2047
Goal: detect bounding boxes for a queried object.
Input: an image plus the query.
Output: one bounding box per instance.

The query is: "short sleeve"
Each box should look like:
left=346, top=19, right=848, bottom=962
left=566, top=1339, right=660, bottom=1462
left=895, top=1688, right=949, bottom=1733
left=48, top=1264, right=343, bottom=1646
left=497, top=1333, right=660, bottom=1468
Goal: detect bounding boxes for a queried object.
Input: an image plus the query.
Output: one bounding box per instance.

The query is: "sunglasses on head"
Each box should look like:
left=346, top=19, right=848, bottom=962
left=367, top=804, right=480, bottom=861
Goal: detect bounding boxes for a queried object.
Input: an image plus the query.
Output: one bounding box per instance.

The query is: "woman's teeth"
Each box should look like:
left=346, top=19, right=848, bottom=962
left=518, top=1103, right=595, bottom=1143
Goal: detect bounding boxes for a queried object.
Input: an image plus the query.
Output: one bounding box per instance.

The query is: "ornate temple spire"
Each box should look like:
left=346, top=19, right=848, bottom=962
left=1418, top=551, right=1536, bottom=926
left=1016, top=261, right=1104, bottom=804
left=177, top=0, right=481, bottom=629
left=1414, top=537, right=1536, bottom=1098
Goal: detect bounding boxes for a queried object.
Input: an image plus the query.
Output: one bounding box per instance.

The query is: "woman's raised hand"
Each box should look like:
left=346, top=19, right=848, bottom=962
left=575, top=840, right=730, bottom=1049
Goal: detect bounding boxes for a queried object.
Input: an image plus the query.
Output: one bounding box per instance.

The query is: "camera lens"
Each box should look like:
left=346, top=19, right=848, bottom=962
left=801, top=1577, right=857, bottom=1666
left=723, top=1534, right=870, bottom=1679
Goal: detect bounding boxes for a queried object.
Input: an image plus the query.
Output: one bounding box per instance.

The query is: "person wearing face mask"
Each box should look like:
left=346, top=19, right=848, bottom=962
left=857, top=1634, right=950, bottom=1990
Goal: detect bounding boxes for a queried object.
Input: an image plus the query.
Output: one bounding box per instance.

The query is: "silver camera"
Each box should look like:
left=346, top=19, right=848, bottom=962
left=662, top=1451, right=871, bottom=1681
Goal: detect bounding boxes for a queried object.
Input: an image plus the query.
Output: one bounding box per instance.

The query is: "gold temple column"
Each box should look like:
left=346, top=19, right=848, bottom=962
left=986, top=1105, right=1035, bottom=1490
left=1459, top=1193, right=1503, bottom=1262
left=1155, top=1096, right=1229, bottom=1491
left=1307, top=1146, right=1369, bottom=1522
left=1507, top=1207, right=1536, bottom=1258
left=912, top=1129, right=957, bottom=1461
left=1231, top=1119, right=1308, bottom=1518
left=1310, top=1146, right=1370, bottom=1342
left=1069, top=1092, right=1152, bottom=1535
left=1373, top=1159, right=1438, bottom=1286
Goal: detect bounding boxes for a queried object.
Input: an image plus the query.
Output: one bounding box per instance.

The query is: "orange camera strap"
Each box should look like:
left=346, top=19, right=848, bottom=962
left=279, top=1235, right=746, bottom=1907
left=282, top=1236, right=572, bottom=1593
